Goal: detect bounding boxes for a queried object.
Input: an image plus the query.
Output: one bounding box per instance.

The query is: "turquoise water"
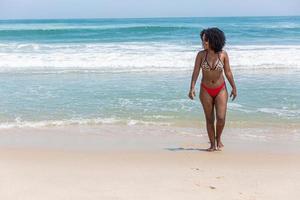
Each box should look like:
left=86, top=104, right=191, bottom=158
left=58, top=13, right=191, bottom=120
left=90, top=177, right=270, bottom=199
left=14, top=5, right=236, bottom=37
left=0, top=16, right=300, bottom=128
left=1, top=16, right=300, bottom=44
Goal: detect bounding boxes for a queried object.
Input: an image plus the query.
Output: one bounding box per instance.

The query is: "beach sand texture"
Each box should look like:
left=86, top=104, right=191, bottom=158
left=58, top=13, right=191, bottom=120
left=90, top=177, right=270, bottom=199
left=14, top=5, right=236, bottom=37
left=0, top=125, right=300, bottom=200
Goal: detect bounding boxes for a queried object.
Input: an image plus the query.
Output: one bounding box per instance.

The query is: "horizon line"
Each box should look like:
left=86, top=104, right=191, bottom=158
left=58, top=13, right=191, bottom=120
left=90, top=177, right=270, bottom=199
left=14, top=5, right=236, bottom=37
left=0, top=14, right=299, bottom=21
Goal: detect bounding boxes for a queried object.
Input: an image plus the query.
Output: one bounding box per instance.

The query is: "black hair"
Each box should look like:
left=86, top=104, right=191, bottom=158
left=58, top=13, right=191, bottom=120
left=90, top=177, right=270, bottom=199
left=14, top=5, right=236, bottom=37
left=200, top=27, right=226, bottom=53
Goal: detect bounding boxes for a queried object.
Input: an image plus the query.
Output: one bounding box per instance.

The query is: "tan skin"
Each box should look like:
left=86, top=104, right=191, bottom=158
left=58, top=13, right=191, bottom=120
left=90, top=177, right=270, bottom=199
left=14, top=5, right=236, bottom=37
left=188, top=34, right=237, bottom=152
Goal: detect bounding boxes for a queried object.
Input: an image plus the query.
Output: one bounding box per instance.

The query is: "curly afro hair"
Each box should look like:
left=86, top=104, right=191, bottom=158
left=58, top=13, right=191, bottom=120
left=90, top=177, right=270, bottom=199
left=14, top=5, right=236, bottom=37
left=200, top=28, right=226, bottom=53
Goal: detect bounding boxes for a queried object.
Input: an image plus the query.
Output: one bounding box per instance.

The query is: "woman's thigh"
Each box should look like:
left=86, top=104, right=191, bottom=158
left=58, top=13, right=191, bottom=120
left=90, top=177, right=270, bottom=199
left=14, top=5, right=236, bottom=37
left=199, top=87, right=215, bottom=121
left=214, top=87, right=228, bottom=120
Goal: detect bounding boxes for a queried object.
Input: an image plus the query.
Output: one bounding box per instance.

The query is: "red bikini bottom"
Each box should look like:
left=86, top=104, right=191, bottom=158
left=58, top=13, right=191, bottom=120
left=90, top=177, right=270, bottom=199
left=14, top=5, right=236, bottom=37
left=201, top=81, right=226, bottom=98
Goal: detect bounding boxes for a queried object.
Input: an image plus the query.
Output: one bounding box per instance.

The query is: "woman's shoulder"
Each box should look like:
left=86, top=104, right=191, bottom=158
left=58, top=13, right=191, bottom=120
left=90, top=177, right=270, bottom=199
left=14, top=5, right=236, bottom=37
left=219, top=50, right=228, bottom=57
left=198, top=50, right=206, bottom=54
left=195, top=50, right=207, bottom=63
left=197, top=50, right=206, bottom=58
left=218, top=50, right=229, bottom=62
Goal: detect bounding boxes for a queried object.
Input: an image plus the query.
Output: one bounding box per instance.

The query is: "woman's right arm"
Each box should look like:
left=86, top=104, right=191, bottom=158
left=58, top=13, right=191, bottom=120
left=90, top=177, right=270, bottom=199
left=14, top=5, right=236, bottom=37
left=188, top=51, right=202, bottom=100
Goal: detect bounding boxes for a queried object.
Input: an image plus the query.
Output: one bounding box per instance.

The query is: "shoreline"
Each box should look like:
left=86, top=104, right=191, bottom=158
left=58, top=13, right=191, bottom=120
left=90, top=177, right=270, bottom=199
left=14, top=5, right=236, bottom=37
left=0, top=124, right=299, bottom=154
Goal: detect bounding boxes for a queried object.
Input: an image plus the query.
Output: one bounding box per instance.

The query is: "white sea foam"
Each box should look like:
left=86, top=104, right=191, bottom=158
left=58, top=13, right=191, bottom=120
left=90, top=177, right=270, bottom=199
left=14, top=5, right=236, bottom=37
left=0, top=117, right=172, bottom=129
left=227, top=103, right=255, bottom=113
left=257, top=108, right=300, bottom=118
left=226, top=103, right=300, bottom=118
left=0, top=117, right=121, bottom=129
left=0, top=43, right=300, bottom=73
left=127, top=119, right=171, bottom=126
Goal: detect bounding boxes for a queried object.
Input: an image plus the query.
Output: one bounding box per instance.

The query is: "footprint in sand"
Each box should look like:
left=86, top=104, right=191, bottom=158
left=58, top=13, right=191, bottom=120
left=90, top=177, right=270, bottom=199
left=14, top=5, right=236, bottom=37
left=209, top=185, right=216, bottom=189
left=191, top=167, right=204, bottom=172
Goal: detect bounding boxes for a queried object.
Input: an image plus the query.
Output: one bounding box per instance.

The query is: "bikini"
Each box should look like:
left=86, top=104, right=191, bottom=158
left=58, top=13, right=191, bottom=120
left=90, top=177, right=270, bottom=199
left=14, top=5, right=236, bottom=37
left=200, top=50, right=226, bottom=98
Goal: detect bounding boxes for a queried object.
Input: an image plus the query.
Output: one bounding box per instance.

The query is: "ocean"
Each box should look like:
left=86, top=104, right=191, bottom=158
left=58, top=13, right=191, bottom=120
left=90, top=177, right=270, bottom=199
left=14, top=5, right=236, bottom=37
left=0, top=16, right=300, bottom=129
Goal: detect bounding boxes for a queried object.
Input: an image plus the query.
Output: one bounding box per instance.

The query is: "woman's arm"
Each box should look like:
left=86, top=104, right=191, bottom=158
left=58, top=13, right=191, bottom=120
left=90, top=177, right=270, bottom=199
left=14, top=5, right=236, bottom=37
left=188, top=51, right=202, bottom=100
left=223, top=51, right=237, bottom=101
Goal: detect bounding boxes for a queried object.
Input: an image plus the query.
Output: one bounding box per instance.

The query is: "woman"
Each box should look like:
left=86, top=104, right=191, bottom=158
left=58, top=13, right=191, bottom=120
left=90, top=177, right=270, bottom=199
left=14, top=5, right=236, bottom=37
left=188, top=28, right=237, bottom=152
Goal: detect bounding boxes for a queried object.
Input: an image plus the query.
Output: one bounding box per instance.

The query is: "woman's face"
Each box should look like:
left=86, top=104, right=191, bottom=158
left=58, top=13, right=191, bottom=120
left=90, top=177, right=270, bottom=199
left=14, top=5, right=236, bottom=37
left=202, top=34, right=209, bottom=50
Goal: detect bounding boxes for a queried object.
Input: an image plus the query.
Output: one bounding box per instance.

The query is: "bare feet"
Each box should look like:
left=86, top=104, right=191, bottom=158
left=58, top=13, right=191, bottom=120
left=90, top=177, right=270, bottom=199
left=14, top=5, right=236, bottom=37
left=206, top=144, right=217, bottom=152
left=215, top=146, right=222, bottom=151
left=216, top=139, right=224, bottom=149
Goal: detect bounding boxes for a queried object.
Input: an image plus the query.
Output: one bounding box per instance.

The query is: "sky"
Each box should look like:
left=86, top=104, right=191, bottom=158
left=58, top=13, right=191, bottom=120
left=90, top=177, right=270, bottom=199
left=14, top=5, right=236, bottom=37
left=0, top=0, right=299, bottom=19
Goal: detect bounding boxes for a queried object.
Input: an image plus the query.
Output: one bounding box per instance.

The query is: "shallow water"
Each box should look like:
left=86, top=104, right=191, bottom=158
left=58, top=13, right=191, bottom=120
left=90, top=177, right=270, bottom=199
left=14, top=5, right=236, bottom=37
left=0, top=70, right=299, bottom=128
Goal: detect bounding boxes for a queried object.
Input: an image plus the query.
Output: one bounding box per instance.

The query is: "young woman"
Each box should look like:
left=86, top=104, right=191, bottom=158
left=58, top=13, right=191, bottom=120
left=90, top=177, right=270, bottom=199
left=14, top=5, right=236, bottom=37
left=188, top=28, right=237, bottom=152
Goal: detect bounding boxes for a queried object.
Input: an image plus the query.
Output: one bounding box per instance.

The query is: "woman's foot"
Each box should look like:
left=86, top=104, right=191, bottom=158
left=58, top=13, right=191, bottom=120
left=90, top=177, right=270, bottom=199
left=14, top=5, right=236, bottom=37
left=216, top=139, right=224, bottom=149
left=215, top=146, right=222, bottom=151
left=206, top=144, right=216, bottom=152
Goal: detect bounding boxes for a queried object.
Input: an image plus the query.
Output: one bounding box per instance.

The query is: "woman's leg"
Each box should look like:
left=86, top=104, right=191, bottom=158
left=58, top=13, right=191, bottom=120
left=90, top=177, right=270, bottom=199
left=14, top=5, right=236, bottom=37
left=200, top=87, right=216, bottom=151
left=214, top=87, right=228, bottom=150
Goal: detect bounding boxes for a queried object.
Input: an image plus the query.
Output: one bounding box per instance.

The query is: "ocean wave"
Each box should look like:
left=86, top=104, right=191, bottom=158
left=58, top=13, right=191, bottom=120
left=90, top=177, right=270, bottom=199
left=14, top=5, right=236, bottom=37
left=257, top=108, right=300, bottom=118
left=227, top=103, right=300, bottom=118
left=0, top=117, right=172, bottom=129
left=227, top=103, right=256, bottom=114
left=0, top=25, right=193, bottom=32
left=0, top=25, right=193, bottom=43
left=0, top=43, right=300, bottom=73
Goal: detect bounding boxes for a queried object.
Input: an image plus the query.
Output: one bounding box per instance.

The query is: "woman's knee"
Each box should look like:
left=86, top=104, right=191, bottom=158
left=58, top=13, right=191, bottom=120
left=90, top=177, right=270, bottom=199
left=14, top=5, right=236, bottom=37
left=216, top=116, right=226, bottom=125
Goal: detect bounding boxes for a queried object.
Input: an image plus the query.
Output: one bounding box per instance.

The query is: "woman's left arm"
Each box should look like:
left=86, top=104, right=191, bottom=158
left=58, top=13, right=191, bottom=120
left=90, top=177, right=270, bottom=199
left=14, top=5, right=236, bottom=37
left=223, top=51, right=237, bottom=101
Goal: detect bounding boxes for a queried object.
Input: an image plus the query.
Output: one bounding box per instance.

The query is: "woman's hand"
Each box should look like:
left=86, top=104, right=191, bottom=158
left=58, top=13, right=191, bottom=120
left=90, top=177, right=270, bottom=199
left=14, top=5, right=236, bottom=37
left=230, top=88, right=237, bottom=101
left=188, top=88, right=196, bottom=100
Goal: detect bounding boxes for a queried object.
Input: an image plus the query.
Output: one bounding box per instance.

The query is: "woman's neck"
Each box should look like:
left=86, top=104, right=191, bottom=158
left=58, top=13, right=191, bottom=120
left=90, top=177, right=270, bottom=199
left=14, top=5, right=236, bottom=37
left=207, top=49, right=215, bottom=54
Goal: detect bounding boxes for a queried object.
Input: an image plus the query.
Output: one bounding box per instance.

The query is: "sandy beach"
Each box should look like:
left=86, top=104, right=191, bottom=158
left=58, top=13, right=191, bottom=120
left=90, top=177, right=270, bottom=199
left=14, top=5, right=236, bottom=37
left=1, top=14, right=300, bottom=200
left=0, top=125, right=300, bottom=200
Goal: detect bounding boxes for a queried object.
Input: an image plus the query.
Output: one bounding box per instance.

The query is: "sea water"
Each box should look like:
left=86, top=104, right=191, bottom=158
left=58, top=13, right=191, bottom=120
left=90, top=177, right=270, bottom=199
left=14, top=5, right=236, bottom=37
left=0, top=16, right=300, bottom=129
